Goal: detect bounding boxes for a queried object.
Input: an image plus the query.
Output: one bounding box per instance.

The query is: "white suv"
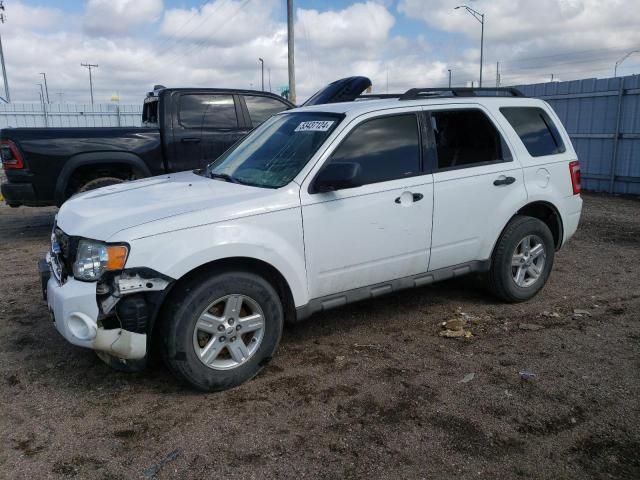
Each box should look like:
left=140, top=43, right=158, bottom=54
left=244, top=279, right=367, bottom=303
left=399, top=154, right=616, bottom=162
left=41, top=87, right=583, bottom=391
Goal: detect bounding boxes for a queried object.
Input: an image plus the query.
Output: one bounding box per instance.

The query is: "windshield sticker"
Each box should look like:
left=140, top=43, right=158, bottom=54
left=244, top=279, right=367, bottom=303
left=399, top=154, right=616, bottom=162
left=294, top=120, right=335, bottom=132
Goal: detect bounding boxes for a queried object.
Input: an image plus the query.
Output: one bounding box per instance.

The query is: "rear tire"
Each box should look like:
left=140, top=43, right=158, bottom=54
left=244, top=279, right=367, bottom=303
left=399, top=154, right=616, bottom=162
left=160, top=270, right=283, bottom=392
left=488, top=215, right=555, bottom=302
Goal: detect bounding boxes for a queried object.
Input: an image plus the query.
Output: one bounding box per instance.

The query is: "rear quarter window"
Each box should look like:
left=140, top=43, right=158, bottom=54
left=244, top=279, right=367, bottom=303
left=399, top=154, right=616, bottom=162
left=500, top=107, right=566, bottom=157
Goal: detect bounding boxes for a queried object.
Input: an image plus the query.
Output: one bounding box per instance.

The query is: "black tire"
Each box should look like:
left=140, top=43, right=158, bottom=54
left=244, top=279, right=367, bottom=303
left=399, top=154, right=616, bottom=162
left=77, top=176, right=123, bottom=193
left=488, top=215, right=555, bottom=303
left=160, top=270, right=283, bottom=392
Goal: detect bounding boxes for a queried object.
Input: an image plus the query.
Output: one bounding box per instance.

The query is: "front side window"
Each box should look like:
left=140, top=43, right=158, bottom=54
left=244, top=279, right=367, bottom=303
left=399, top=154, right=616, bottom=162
left=179, top=94, right=238, bottom=129
left=500, top=107, right=566, bottom=157
left=207, top=112, right=341, bottom=188
left=326, top=114, right=421, bottom=186
left=245, top=95, right=289, bottom=126
left=431, top=109, right=509, bottom=170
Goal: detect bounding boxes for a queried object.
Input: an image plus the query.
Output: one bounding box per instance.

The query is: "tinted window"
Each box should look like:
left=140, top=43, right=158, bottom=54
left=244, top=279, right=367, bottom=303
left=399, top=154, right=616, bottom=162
left=431, top=109, right=509, bottom=170
left=328, top=114, right=421, bottom=186
left=500, top=107, right=565, bottom=157
left=208, top=113, right=341, bottom=188
left=179, top=94, right=238, bottom=129
left=245, top=95, right=289, bottom=126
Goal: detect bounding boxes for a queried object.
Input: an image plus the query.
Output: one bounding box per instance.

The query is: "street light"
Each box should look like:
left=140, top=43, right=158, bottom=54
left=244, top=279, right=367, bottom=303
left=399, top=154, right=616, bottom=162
left=455, top=5, right=484, bottom=87
left=614, top=50, right=640, bottom=77
left=258, top=57, right=264, bottom=91
left=448, top=69, right=452, bottom=88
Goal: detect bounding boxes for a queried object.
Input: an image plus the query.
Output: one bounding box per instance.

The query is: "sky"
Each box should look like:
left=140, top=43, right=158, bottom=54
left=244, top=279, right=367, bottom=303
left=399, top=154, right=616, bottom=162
left=1, top=0, right=640, bottom=104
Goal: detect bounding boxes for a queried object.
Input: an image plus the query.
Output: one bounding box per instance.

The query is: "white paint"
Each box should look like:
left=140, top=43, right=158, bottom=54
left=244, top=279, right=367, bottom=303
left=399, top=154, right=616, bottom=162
left=49, top=95, right=582, bottom=362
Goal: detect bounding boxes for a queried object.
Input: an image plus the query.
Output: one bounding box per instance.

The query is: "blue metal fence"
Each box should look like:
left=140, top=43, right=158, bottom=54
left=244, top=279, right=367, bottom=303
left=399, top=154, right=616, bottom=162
left=516, top=75, right=640, bottom=195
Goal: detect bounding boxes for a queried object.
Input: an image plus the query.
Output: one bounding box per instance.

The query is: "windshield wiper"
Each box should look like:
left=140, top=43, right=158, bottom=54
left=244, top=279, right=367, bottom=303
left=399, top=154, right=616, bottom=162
left=209, top=172, right=239, bottom=183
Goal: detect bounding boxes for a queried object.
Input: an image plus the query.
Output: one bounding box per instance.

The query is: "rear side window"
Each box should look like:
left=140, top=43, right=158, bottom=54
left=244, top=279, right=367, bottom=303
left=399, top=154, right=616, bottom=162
left=328, top=114, right=421, bottom=186
left=431, top=109, right=510, bottom=170
left=500, top=107, right=565, bottom=157
left=244, top=95, right=289, bottom=126
left=179, top=94, right=238, bottom=129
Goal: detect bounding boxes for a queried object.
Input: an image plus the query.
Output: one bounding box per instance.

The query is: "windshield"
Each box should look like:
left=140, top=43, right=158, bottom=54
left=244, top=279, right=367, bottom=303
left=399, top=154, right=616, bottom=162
left=206, top=112, right=342, bottom=188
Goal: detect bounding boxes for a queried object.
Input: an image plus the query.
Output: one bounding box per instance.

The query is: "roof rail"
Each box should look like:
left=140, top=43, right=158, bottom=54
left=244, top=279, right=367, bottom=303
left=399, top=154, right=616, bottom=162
left=399, top=87, right=525, bottom=100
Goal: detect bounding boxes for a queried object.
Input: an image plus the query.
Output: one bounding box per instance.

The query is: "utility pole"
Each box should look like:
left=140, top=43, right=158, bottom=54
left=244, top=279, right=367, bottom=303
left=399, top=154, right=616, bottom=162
left=496, top=62, right=500, bottom=87
left=287, top=0, right=296, bottom=104
left=268, top=68, right=272, bottom=93
left=455, top=5, right=484, bottom=87
left=550, top=73, right=554, bottom=82
left=448, top=69, right=452, bottom=88
left=40, top=72, right=50, bottom=103
left=81, top=63, right=98, bottom=105
left=0, top=1, right=10, bottom=103
left=37, top=83, right=45, bottom=105
left=258, top=57, right=264, bottom=91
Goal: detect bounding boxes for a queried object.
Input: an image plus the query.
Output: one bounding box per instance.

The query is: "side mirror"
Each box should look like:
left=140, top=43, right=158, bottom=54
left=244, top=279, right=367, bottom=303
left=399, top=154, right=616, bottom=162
left=312, top=162, right=361, bottom=193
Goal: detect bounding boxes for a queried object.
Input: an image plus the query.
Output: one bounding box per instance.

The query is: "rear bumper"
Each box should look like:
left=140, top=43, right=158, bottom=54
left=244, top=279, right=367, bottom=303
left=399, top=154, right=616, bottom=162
left=561, top=194, right=583, bottom=245
left=42, top=260, right=147, bottom=359
left=1, top=181, right=37, bottom=207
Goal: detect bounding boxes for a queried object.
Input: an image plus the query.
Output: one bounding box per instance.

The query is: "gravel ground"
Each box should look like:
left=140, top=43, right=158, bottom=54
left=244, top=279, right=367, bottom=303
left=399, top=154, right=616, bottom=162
left=0, top=193, right=639, bottom=480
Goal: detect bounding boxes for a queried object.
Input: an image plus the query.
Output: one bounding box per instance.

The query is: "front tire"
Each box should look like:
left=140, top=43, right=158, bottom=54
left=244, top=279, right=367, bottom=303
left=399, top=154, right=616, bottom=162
left=488, top=215, right=555, bottom=302
left=160, top=271, right=283, bottom=391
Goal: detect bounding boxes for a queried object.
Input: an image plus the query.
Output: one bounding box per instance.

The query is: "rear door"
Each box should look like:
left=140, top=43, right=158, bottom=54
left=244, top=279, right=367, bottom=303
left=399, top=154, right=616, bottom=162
left=426, top=105, right=527, bottom=271
left=241, top=94, right=291, bottom=127
left=170, top=93, right=250, bottom=171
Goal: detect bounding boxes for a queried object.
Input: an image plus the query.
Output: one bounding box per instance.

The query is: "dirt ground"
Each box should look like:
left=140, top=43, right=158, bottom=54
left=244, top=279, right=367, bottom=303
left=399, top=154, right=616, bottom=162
left=0, top=193, right=639, bottom=480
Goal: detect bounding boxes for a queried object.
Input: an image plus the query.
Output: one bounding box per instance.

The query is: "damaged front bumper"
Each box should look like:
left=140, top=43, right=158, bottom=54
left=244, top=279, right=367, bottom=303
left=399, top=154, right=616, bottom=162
left=40, top=254, right=168, bottom=360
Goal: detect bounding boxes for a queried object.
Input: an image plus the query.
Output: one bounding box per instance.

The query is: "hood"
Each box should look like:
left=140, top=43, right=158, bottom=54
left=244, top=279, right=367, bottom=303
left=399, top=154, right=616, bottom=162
left=56, top=171, right=296, bottom=240
left=302, top=76, right=372, bottom=106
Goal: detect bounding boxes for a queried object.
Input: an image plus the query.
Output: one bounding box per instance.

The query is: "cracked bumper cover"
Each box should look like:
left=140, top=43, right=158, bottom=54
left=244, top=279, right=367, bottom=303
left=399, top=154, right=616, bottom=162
left=45, top=275, right=147, bottom=360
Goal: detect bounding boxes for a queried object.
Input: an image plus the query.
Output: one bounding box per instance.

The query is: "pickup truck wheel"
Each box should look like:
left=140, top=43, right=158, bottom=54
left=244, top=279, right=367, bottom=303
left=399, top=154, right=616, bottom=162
left=78, top=176, right=124, bottom=193
left=488, top=215, right=555, bottom=303
left=161, top=271, right=283, bottom=392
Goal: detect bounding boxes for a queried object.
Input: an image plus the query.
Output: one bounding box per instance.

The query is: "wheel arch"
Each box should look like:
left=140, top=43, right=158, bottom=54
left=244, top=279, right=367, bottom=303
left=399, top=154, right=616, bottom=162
left=515, top=200, right=564, bottom=250
left=487, top=200, right=564, bottom=268
left=154, top=256, right=297, bottom=337
left=55, top=152, right=152, bottom=206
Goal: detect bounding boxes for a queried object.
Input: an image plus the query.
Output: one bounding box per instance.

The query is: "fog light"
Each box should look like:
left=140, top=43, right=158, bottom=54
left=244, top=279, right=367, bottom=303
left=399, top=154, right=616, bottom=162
left=68, top=312, right=97, bottom=341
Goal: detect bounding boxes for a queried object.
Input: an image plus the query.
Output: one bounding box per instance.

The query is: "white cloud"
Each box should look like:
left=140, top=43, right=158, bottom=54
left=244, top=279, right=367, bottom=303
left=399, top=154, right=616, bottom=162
left=1, top=0, right=638, bottom=105
left=160, top=0, right=278, bottom=48
left=84, top=0, right=163, bottom=36
left=296, top=1, right=395, bottom=50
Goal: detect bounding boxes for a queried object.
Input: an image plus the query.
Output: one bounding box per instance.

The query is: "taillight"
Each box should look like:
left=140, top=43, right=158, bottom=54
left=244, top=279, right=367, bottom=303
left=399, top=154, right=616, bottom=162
left=0, top=140, right=24, bottom=169
left=569, top=160, right=581, bottom=195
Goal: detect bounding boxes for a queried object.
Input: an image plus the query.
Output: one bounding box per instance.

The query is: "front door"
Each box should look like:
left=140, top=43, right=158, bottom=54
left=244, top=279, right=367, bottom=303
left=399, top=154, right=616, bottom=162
left=426, top=106, right=528, bottom=271
left=171, top=93, right=250, bottom=171
left=301, top=111, right=434, bottom=299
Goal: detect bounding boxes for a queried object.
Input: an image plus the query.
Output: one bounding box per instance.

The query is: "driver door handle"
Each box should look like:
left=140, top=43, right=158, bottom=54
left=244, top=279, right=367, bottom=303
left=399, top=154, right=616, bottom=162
left=395, top=193, right=424, bottom=203
left=181, top=137, right=201, bottom=143
left=493, top=176, right=516, bottom=186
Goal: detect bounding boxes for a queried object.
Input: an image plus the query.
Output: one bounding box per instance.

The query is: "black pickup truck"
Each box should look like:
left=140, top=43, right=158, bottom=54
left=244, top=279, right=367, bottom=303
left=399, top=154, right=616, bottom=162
left=0, top=87, right=295, bottom=207
left=0, top=76, right=372, bottom=207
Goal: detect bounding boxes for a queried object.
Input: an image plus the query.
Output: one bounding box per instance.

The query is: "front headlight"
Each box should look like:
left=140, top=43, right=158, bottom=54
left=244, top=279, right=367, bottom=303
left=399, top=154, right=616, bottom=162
left=73, top=239, right=129, bottom=281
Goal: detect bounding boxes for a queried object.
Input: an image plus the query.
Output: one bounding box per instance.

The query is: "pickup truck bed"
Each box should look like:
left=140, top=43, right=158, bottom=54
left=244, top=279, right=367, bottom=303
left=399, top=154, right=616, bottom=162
left=1, top=127, right=161, bottom=206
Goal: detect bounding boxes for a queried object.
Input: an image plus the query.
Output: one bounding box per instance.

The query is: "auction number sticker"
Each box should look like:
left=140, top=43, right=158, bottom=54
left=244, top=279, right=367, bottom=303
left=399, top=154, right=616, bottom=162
left=295, top=120, right=334, bottom=132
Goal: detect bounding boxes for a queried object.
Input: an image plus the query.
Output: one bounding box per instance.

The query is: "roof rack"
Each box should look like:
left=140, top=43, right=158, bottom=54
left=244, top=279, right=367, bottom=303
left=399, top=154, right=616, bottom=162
left=399, top=87, right=525, bottom=100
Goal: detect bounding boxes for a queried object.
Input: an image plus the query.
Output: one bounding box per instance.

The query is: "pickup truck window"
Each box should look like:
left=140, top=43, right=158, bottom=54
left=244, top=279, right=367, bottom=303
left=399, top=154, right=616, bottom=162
left=179, top=94, right=238, bottom=129
left=244, top=95, right=290, bottom=126
left=326, top=114, right=421, bottom=186
left=207, top=112, right=342, bottom=188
